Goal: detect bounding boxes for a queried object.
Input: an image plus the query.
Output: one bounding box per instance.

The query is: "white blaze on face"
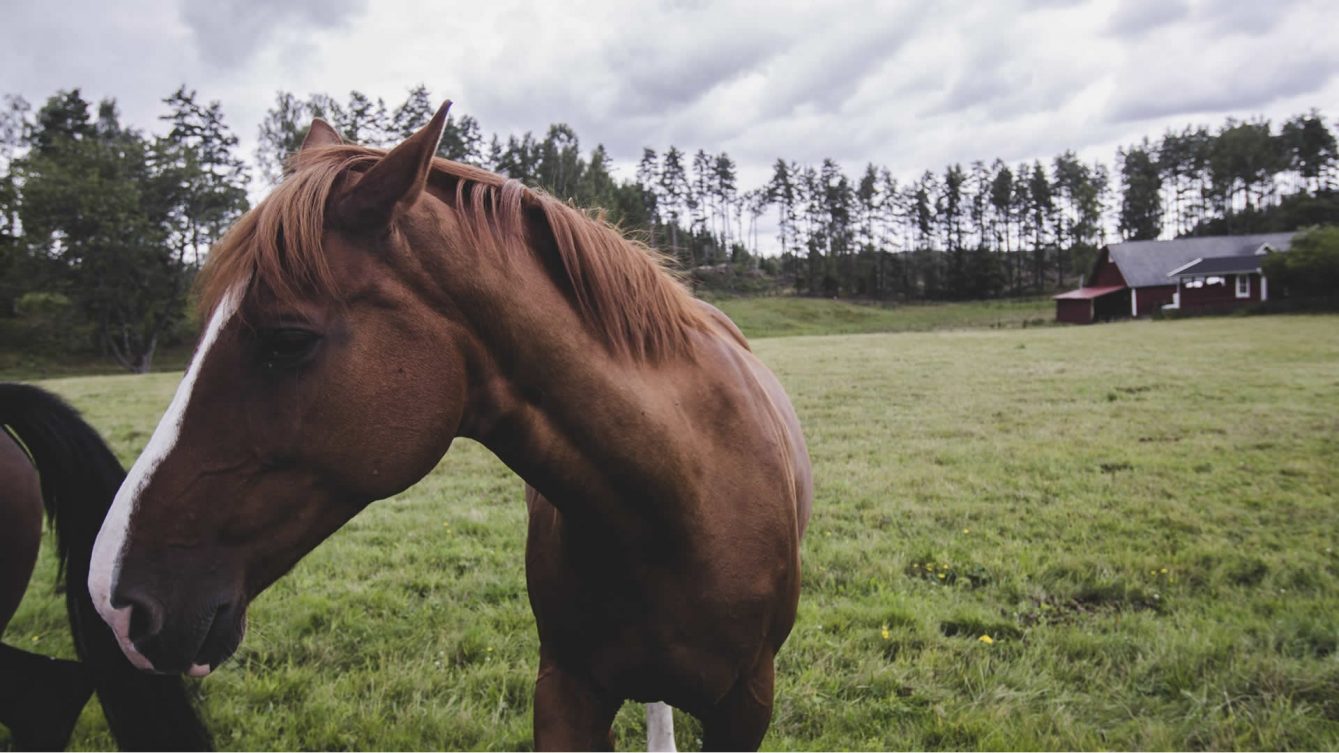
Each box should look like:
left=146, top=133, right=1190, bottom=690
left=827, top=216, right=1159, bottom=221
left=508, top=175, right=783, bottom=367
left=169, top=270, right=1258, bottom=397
left=88, top=282, right=246, bottom=673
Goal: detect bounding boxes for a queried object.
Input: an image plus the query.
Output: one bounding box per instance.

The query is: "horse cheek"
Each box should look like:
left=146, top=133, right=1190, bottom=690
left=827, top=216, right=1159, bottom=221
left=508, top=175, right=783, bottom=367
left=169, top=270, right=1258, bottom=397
left=326, top=350, right=464, bottom=501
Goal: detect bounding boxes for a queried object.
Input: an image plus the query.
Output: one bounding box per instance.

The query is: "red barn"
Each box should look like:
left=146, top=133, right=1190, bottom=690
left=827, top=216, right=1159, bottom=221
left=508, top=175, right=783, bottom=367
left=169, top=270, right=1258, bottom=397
left=1054, top=233, right=1295, bottom=324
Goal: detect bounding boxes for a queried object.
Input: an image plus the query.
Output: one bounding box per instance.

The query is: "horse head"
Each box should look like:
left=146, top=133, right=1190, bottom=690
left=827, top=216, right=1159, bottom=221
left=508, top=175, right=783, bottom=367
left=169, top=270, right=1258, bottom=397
left=87, top=102, right=480, bottom=675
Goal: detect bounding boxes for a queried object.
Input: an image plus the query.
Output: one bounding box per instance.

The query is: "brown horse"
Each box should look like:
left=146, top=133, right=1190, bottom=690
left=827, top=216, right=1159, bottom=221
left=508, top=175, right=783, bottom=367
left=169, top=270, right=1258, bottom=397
left=88, top=102, right=812, bottom=750
left=0, top=383, right=211, bottom=751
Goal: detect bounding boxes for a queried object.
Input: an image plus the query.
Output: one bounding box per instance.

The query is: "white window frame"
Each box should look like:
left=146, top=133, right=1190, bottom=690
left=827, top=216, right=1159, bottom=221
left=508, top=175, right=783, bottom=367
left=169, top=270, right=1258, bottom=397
left=1235, top=274, right=1250, bottom=298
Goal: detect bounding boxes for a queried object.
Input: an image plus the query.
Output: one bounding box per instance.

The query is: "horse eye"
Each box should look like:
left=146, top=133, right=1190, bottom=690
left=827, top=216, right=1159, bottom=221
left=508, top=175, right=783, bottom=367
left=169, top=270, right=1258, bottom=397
left=257, top=328, right=322, bottom=368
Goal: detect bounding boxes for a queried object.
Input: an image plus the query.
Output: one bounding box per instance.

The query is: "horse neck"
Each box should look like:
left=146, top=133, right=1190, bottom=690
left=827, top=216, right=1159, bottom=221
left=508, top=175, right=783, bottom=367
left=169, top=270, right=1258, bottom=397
left=427, top=225, right=701, bottom=525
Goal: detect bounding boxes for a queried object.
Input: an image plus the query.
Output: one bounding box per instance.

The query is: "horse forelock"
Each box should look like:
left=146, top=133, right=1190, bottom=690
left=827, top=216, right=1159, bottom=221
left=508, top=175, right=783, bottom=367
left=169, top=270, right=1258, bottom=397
left=196, top=147, right=373, bottom=321
left=196, top=145, right=711, bottom=360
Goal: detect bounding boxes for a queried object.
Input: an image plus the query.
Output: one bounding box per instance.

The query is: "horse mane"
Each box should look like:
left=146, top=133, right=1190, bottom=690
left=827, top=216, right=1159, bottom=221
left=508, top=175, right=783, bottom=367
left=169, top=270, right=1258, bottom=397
left=198, top=145, right=713, bottom=361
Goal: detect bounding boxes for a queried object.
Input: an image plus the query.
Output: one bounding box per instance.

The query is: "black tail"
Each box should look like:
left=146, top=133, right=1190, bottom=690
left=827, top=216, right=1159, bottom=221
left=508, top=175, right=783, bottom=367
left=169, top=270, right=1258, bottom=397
left=0, top=383, right=213, bottom=751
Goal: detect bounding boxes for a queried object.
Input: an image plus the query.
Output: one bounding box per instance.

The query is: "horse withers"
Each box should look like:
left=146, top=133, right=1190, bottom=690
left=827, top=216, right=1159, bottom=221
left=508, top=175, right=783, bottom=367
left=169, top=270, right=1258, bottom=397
left=89, top=102, right=812, bottom=750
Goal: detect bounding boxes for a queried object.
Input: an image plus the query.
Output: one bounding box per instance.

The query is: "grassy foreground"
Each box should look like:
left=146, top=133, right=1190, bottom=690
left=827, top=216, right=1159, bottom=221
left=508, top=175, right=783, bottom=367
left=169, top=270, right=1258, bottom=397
left=5, top=314, right=1339, bottom=750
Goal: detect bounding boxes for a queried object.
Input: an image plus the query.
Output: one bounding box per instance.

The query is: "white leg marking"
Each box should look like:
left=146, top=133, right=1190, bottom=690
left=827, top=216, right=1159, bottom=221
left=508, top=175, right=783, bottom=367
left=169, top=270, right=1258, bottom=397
left=646, top=702, right=677, bottom=752
left=87, top=282, right=246, bottom=671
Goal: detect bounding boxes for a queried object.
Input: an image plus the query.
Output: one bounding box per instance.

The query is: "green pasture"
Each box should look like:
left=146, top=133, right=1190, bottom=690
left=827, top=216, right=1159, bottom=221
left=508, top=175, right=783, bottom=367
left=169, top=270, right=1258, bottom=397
left=709, top=295, right=1055, bottom=339
left=0, top=296, right=1057, bottom=381
left=4, top=313, right=1339, bottom=750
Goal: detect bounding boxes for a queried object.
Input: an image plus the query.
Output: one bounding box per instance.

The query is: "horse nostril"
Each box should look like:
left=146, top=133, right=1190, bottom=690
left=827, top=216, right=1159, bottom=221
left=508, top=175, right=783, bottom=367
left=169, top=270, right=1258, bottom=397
left=112, top=587, right=166, bottom=645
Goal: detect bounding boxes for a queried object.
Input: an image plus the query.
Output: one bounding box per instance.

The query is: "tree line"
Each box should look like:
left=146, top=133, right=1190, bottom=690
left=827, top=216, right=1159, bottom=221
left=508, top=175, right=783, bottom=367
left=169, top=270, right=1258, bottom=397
left=2, top=83, right=1337, bottom=370
left=1, top=88, right=247, bottom=371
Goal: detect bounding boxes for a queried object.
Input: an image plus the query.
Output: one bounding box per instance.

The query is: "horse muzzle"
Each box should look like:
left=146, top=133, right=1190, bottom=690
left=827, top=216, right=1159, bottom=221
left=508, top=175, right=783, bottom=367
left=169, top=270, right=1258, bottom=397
left=108, top=584, right=247, bottom=676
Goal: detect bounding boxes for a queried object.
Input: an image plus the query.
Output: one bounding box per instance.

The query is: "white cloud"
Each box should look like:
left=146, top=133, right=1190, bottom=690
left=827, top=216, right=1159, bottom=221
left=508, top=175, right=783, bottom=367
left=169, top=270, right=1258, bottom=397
left=179, top=0, right=369, bottom=69
left=1106, top=0, right=1190, bottom=37
left=1105, top=0, right=1339, bottom=123
left=2, top=0, right=1336, bottom=209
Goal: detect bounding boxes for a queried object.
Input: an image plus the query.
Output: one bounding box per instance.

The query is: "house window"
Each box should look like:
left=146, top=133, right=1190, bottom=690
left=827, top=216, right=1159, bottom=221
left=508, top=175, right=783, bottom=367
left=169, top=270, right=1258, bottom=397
left=1236, top=274, right=1250, bottom=298
left=1185, top=277, right=1203, bottom=289
left=1206, top=276, right=1225, bottom=286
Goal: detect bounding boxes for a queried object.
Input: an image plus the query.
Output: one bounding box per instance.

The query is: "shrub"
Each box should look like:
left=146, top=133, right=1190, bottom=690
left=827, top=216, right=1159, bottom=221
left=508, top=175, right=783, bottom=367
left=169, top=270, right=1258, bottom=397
left=1263, top=225, right=1339, bottom=297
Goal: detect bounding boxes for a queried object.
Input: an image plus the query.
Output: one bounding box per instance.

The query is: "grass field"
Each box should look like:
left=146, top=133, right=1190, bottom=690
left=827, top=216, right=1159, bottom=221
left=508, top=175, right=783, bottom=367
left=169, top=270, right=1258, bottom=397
left=0, top=296, right=1055, bottom=381
left=710, top=295, right=1055, bottom=339
left=5, top=313, right=1339, bottom=750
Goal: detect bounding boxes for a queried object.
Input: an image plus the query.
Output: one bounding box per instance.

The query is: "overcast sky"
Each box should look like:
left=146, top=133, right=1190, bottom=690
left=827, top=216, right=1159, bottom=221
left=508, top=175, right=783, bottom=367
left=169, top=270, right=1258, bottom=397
left=4, top=0, right=1337, bottom=191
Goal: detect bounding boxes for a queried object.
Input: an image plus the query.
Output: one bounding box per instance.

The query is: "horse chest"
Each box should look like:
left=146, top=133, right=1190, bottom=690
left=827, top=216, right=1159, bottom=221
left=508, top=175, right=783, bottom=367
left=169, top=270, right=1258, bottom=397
left=526, top=498, right=791, bottom=705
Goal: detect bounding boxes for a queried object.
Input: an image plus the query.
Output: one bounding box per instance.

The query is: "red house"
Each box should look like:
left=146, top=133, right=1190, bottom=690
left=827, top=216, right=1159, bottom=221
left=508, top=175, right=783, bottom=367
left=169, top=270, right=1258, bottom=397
left=1054, top=233, right=1295, bottom=324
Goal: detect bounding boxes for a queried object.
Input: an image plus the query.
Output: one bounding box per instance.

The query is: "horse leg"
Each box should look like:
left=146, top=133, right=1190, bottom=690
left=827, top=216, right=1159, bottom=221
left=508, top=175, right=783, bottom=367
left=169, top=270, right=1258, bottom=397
left=699, top=651, right=775, bottom=752
left=532, top=651, right=620, bottom=752
left=0, top=642, right=93, bottom=751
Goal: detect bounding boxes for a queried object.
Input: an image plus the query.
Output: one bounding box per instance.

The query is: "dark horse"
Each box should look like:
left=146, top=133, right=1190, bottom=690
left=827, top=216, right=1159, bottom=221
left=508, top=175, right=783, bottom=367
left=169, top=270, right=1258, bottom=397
left=0, top=383, right=211, bottom=750
left=88, top=103, right=812, bottom=750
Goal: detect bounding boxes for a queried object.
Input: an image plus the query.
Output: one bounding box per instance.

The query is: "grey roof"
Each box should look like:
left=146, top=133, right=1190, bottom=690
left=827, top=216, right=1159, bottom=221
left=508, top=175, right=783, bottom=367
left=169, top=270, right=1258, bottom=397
left=1107, top=232, right=1295, bottom=288
left=1169, top=255, right=1266, bottom=277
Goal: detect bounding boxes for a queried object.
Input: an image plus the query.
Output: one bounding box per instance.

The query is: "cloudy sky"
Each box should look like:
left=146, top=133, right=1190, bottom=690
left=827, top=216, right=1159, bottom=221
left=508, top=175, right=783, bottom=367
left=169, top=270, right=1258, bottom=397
left=4, top=0, right=1337, bottom=190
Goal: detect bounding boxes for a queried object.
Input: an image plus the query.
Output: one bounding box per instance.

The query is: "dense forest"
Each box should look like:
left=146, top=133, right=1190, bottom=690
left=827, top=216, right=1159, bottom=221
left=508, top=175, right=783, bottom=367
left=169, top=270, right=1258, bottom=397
left=252, top=86, right=1339, bottom=300
left=2, top=84, right=1337, bottom=369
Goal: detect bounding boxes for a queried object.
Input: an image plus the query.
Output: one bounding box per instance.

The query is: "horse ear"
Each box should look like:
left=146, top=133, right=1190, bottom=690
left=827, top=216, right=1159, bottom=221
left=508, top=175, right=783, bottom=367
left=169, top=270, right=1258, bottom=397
left=336, top=100, right=452, bottom=229
left=301, top=118, right=344, bottom=151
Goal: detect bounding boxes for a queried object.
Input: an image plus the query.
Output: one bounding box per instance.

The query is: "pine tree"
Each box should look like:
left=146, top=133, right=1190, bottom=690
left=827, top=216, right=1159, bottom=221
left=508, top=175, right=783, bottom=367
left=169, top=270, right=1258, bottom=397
left=635, top=148, right=661, bottom=246
left=439, top=114, right=485, bottom=164
left=391, top=84, right=435, bottom=141
left=256, top=91, right=308, bottom=183
left=939, top=164, right=966, bottom=296
left=1118, top=142, right=1162, bottom=241
left=576, top=144, right=617, bottom=211
left=536, top=124, right=583, bottom=200
left=767, top=159, right=798, bottom=259
left=1026, top=161, right=1054, bottom=291
left=1208, top=118, right=1281, bottom=220
left=1280, top=111, right=1337, bottom=193
left=690, top=149, right=713, bottom=261
left=343, top=90, right=391, bottom=146
left=713, top=153, right=737, bottom=251
left=497, top=133, right=539, bottom=184
left=158, top=87, right=249, bottom=262
left=989, top=161, right=1013, bottom=258
left=660, top=147, right=690, bottom=263
left=484, top=134, right=505, bottom=171
left=819, top=159, right=853, bottom=295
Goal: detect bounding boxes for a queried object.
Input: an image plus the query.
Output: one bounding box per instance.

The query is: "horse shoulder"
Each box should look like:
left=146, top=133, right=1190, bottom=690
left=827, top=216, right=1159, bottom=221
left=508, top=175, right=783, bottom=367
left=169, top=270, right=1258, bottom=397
left=686, top=305, right=813, bottom=542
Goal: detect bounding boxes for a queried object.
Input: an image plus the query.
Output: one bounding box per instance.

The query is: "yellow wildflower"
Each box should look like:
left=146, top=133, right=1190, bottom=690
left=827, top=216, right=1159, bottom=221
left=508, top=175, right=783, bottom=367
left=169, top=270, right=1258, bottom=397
left=937, top=573, right=946, bottom=580
left=880, top=624, right=891, bottom=641
left=979, top=634, right=994, bottom=645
